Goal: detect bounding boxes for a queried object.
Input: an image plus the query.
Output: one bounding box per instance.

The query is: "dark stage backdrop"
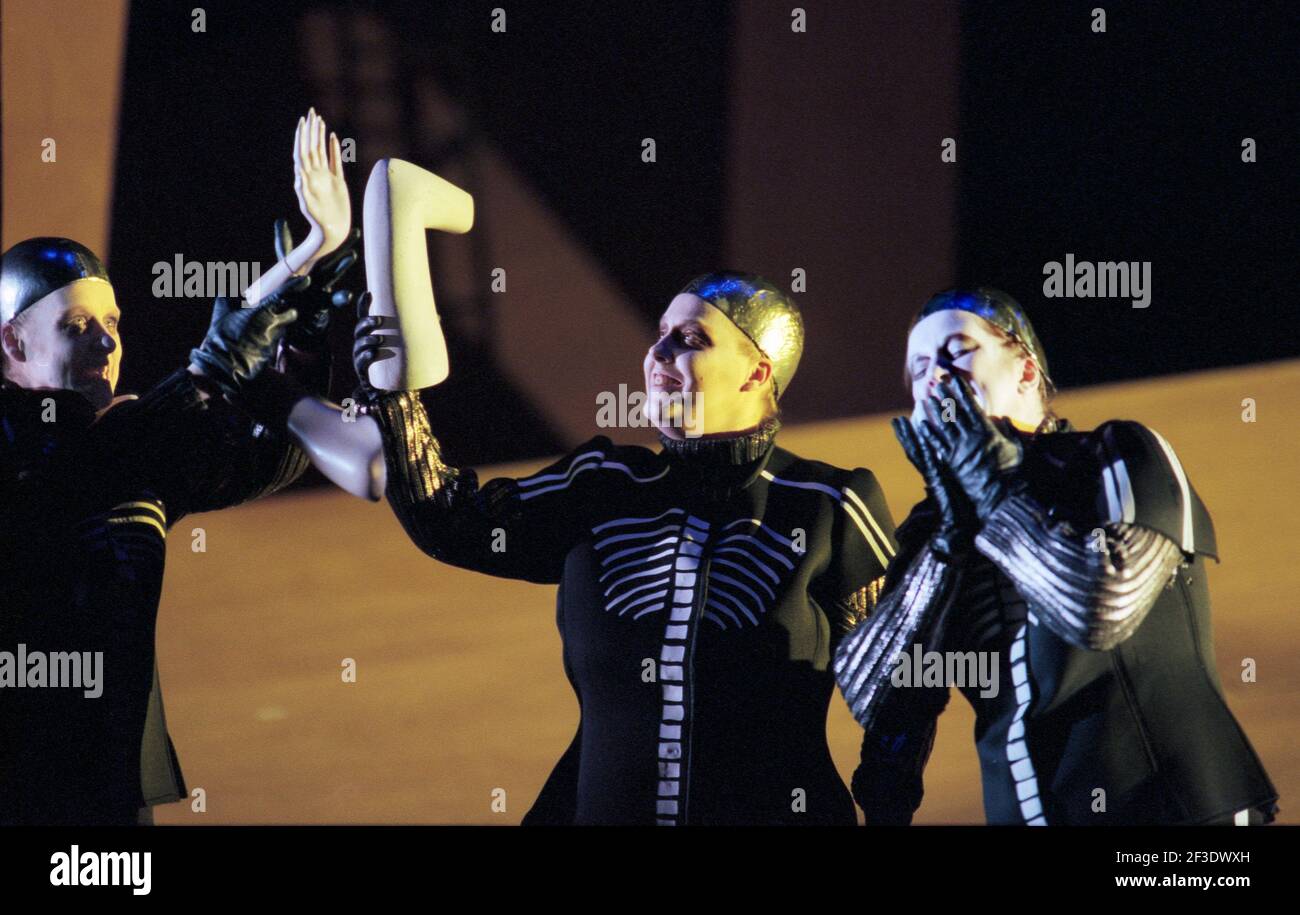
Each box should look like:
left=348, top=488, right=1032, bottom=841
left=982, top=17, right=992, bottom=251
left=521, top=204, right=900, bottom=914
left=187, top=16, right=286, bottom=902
left=108, top=0, right=1296, bottom=477
left=109, top=0, right=731, bottom=469
left=954, top=0, right=1296, bottom=390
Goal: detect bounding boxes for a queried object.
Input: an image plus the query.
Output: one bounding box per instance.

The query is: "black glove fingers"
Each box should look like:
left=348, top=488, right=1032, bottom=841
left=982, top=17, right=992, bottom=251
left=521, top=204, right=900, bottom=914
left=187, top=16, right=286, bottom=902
left=355, top=315, right=384, bottom=336
left=949, top=375, right=987, bottom=432
left=318, top=251, right=358, bottom=294
left=319, top=252, right=357, bottom=293
left=914, top=420, right=944, bottom=482
left=208, top=296, right=235, bottom=329
left=892, top=416, right=926, bottom=476
left=354, top=346, right=378, bottom=375
left=355, top=290, right=373, bottom=322
left=928, top=389, right=961, bottom=448
left=264, top=273, right=312, bottom=312
left=915, top=417, right=951, bottom=466
left=353, top=334, right=386, bottom=361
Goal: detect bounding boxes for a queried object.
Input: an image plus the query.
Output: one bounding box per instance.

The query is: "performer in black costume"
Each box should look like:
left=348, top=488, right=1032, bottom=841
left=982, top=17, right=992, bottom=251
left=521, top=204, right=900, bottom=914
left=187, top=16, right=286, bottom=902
left=0, top=233, right=353, bottom=825
left=354, top=273, right=899, bottom=824
left=834, top=287, right=1278, bottom=825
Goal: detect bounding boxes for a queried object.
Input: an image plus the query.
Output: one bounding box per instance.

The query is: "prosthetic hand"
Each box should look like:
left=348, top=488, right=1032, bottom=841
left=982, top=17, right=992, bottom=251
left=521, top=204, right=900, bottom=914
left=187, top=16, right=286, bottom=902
left=892, top=415, right=977, bottom=561
left=243, top=108, right=352, bottom=306
left=922, top=375, right=1025, bottom=521
left=361, top=158, right=473, bottom=391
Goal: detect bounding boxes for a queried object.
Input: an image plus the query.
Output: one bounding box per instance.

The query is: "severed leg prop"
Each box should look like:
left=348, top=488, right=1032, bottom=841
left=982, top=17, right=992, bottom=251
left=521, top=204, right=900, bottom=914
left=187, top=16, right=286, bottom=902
left=285, top=159, right=475, bottom=500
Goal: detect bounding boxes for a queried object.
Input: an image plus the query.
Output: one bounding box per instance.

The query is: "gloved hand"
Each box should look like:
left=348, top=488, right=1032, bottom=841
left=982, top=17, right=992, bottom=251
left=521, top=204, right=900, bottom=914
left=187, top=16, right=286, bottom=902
left=188, top=282, right=303, bottom=397
left=892, top=414, right=977, bottom=561
left=275, top=220, right=361, bottom=351
left=922, top=375, right=1026, bottom=521
left=351, top=290, right=391, bottom=404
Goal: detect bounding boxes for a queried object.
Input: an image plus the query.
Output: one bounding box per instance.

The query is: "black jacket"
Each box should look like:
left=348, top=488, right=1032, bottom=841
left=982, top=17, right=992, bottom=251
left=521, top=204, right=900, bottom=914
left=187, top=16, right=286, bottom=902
left=0, top=368, right=308, bottom=824
left=862, top=418, right=1278, bottom=825
left=373, top=395, right=898, bottom=824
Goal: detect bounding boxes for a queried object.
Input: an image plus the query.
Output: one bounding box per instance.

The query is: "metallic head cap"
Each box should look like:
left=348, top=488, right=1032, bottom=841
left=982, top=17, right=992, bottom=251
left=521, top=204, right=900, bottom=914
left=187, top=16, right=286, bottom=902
left=681, top=272, right=804, bottom=399
left=912, top=286, right=1052, bottom=388
left=0, top=237, right=110, bottom=325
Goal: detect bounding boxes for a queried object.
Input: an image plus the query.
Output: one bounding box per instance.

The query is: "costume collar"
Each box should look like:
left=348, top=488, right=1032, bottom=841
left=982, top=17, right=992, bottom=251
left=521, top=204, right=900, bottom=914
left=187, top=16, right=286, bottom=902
left=656, top=414, right=781, bottom=467
left=1004, top=413, right=1071, bottom=436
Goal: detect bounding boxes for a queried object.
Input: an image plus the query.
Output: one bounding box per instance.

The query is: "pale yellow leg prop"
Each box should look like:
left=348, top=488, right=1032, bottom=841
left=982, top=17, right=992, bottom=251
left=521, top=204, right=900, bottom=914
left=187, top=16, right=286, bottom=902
left=362, top=158, right=474, bottom=391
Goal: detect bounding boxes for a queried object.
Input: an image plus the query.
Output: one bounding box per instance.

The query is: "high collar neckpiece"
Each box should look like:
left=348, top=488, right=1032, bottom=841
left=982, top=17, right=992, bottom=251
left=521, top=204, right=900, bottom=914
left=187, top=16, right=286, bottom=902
left=656, top=415, right=782, bottom=467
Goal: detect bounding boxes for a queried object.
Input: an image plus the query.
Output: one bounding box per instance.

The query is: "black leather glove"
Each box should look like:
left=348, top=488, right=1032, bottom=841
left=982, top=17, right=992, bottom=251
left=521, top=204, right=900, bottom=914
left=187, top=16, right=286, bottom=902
left=923, top=375, right=1026, bottom=521
left=351, top=290, right=391, bottom=405
left=188, top=283, right=303, bottom=397
left=893, top=415, right=977, bottom=561
left=275, top=221, right=362, bottom=351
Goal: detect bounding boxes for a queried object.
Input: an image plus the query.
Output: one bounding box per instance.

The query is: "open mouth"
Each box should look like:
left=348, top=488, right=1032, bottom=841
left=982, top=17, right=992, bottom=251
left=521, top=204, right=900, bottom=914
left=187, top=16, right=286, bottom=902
left=651, top=372, right=683, bottom=390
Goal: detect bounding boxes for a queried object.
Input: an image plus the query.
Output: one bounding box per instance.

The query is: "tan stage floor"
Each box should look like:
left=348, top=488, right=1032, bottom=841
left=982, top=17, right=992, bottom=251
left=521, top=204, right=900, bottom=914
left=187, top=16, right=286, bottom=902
left=153, top=359, right=1299, bottom=824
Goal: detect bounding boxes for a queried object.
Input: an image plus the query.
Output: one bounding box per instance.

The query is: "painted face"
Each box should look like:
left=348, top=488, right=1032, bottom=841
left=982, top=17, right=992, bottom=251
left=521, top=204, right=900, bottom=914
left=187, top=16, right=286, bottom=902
left=1, top=278, right=122, bottom=410
left=643, top=293, right=772, bottom=439
left=905, top=309, right=1034, bottom=427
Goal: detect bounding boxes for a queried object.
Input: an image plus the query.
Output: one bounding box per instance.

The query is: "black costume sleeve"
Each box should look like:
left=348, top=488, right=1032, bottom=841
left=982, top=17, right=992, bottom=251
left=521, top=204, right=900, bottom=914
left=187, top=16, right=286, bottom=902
left=812, top=467, right=898, bottom=635
left=1092, top=420, right=1218, bottom=558
left=0, top=368, right=308, bottom=540
left=170, top=375, right=311, bottom=518
left=975, top=420, right=1211, bottom=651
left=105, top=368, right=309, bottom=520
left=830, top=496, right=962, bottom=825
left=851, top=676, right=950, bottom=825
left=808, top=468, right=924, bottom=824
left=371, top=390, right=610, bottom=584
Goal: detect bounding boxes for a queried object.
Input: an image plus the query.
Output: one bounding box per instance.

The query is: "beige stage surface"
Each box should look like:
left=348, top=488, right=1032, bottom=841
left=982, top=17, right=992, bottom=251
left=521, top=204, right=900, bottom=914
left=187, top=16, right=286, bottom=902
left=154, top=360, right=1299, bottom=824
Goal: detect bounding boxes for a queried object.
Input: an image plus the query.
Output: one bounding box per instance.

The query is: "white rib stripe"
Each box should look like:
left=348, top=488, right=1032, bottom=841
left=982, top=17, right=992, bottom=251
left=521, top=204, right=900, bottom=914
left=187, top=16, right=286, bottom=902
left=760, top=470, right=840, bottom=500
left=716, top=534, right=794, bottom=570
left=519, top=457, right=670, bottom=500
left=592, top=507, right=685, bottom=533
left=518, top=451, right=602, bottom=487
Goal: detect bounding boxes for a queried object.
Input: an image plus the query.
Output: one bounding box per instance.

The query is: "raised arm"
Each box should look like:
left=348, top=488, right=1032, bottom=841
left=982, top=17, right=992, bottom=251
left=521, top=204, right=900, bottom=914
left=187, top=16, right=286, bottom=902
left=362, top=379, right=613, bottom=583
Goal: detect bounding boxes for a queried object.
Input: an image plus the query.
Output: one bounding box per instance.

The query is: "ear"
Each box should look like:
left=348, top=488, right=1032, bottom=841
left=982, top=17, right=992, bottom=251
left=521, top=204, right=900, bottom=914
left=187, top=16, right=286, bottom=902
left=0, top=321, right=24, bottom=364
left=1017, top=353, right=1038, bottom=392
left=741, top=357, right=773, bottom=392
